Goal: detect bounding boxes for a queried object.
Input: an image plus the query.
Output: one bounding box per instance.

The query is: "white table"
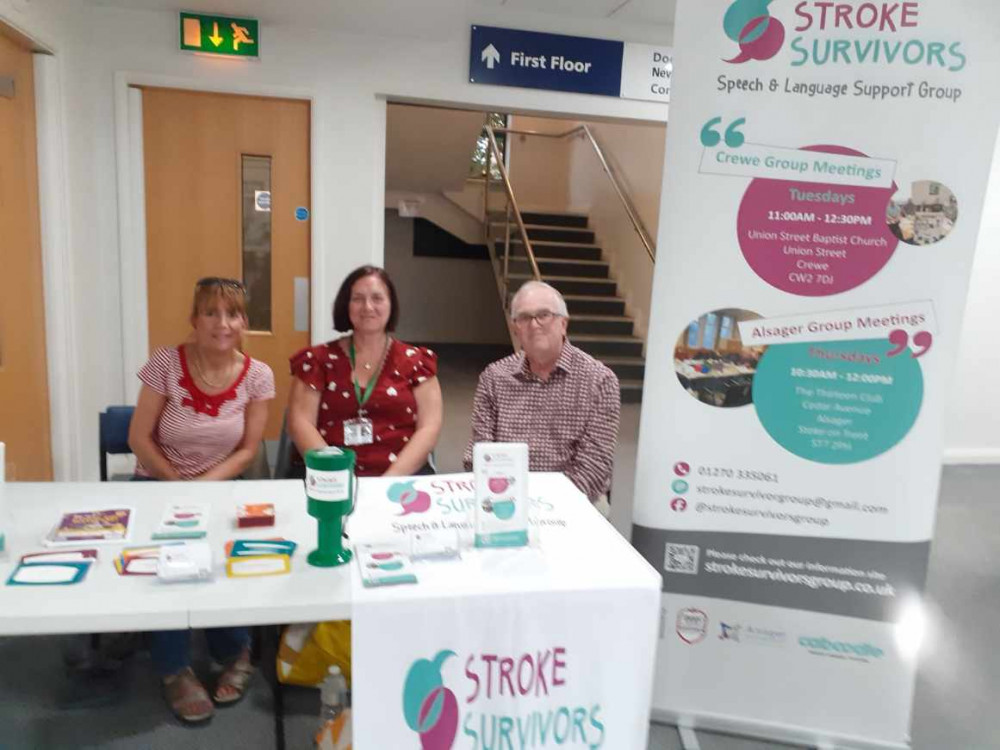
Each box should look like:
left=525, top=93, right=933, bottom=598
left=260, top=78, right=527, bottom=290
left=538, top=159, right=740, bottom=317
left=0, top=480, right=350, bottom=635
left=0, top=474, right=659, bottom=632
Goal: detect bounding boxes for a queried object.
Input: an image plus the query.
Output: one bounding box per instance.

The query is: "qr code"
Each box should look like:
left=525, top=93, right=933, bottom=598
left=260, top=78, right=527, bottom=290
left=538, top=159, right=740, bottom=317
left=664, top=543, right=700, bottom=574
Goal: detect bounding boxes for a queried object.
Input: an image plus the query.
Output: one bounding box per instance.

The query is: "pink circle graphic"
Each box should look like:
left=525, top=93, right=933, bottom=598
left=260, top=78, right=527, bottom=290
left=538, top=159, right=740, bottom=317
left=737, top=145, right=898, bottom=296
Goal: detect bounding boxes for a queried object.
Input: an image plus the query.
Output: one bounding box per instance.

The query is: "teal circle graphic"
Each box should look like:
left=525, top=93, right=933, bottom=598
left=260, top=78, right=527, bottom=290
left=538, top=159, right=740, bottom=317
left=492, top=500, right=516, bottom=520
left=671, top=479, right=689, bottom=494
left=752, top=339, right=923, bottom=464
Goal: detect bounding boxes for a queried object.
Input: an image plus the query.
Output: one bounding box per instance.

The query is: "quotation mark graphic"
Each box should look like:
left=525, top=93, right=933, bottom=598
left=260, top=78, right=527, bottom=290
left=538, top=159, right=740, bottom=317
left=700, top=117, right=746, bottom=148
left=887, top=329, right=933, bottom=359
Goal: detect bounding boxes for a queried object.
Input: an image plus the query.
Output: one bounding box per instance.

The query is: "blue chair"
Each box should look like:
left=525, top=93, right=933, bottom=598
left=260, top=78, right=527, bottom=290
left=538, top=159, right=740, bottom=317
left=99, top=406, right=135, bottom=481
left=60, top=406, right=139, bottom=707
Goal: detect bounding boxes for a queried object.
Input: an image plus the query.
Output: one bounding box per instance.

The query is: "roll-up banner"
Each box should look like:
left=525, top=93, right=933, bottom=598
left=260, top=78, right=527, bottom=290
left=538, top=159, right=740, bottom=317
left=631, top=1, right=1000, bottom=747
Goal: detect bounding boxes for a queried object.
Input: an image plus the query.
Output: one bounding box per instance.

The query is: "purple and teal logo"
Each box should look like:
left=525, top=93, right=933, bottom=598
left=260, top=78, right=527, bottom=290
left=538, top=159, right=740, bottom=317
left=723, top=0, right=785, bottom=64
left=402, top=650, right=459, bottom=749
left=388, top=480, right=432, bottom=516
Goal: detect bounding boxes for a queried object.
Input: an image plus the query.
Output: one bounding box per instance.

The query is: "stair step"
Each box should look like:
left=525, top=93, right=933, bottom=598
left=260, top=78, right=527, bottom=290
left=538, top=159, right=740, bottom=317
left=508, top=257, right=610, bottom=279
left=510, top=274, right=617, bottom=297
left=493, top=222, right=595, bottom=244
left=570, top=334, right=644, bottom=358
left=563, top=295, right=626, bottom=316
left=568, top=315, right=634, bottom=336
left=601, top=356, right=646, bottom=381
left=525, top=225, right=595, bottom=244
left=620, top=382, right=643, bottom=403
left=521, top=211, right=589, bottom=228
left=503, top=240, right=603, bottom=261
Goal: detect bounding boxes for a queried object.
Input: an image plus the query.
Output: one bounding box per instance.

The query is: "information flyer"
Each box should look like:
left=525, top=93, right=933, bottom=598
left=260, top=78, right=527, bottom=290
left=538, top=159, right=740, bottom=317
left=631, top=1, right=1000, bottom=746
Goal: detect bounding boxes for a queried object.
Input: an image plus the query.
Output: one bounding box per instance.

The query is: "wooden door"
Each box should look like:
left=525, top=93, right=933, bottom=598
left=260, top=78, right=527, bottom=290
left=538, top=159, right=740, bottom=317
left=141, top=87, right=311, bottom=440
left=0, top=31, right=52, bottom=480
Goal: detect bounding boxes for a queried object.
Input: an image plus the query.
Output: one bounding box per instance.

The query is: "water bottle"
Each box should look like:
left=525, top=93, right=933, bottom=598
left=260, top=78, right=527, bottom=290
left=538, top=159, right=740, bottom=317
left=317, top=665, right=349, bottom=747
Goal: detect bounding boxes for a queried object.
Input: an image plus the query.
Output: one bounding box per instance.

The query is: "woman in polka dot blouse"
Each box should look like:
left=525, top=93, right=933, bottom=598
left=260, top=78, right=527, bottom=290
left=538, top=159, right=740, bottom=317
left=286, top=266, right=443, bottom=476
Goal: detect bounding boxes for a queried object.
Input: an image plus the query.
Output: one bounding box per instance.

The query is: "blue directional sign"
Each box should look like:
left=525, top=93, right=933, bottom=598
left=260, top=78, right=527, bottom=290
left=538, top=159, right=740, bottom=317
left=470, top=25, right=626, bottom=97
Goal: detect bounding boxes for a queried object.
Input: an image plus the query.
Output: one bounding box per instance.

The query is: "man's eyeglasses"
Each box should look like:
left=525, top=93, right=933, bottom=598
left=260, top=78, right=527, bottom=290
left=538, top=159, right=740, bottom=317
left=513, top=310, right=561, bottom=327
left=196, top=277, right=246, bottom=293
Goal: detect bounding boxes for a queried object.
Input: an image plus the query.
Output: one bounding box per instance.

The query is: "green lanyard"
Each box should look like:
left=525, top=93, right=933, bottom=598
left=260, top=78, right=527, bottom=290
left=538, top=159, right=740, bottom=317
left=349, top=337, right=385, bottom=411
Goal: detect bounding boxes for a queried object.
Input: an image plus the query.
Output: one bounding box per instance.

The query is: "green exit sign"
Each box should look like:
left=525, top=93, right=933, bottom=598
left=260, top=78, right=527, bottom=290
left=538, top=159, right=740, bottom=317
left=179, top=13, right=260, bottom=58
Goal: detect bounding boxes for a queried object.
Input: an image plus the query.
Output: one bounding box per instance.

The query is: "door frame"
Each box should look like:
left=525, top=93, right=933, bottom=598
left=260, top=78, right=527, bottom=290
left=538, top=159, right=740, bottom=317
left=113, top=72, right=320, bottom=404
left=0, top=19, right=79, bottom=480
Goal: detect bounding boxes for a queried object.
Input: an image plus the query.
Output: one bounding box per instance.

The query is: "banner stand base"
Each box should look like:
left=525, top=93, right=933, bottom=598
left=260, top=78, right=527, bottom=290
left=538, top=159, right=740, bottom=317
left=678, top=726, right=701, bottom=750
left=651, top=709, right=910, bottom=750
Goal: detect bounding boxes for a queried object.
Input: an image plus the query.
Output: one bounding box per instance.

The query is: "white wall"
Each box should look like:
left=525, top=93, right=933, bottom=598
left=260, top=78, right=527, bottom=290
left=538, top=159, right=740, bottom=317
left=945, top=130, right=1000, bottom=462
left=507, top=114, right=573, bottom=211
left=568, top=118, right=665, bottom=340
left=385, top=190, right=482, bottom=244
left=384, top=210, right=510, bottom=345
left=0, top=0, right=672, bottom=479
left=385, top=104, right=486, bottom=193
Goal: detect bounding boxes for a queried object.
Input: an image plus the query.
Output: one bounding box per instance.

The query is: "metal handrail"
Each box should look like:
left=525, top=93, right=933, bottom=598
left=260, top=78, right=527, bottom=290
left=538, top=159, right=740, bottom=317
left=494, top=124, right=656, bottom=263
left=482, top=126, right=541, bottom=326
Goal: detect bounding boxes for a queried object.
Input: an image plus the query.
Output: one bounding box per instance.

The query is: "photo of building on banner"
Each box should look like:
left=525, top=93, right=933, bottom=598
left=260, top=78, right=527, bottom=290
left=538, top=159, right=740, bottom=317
left=631, top=1, right=1000, bottom=748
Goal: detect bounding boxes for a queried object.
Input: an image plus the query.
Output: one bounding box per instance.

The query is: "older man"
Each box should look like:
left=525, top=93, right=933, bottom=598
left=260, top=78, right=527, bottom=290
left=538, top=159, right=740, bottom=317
left=463, top=281, right=621, bottom=512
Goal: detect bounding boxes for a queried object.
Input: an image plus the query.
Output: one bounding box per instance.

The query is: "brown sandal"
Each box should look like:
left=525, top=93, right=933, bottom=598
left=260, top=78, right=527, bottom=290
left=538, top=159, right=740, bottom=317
left=213, top=648, right=254, bottom=705
left=163, top=667, right=214, bottom=724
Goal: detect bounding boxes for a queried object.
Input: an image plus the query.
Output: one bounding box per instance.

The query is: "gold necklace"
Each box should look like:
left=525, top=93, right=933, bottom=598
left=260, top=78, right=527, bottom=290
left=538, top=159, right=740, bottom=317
left=352, top=336, right=390, bottom=379
left=191, top=347, right=235, bottom=390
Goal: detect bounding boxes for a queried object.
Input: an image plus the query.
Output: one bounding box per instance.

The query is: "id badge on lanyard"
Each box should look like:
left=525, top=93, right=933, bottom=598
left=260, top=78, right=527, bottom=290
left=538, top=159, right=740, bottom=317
left=343, top=412, right=374, bottom=446
left=345, top=337, right=388, bottom=448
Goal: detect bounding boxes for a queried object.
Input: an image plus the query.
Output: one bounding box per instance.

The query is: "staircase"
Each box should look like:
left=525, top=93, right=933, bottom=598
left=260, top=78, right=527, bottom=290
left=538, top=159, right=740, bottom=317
left=490, top=211, right=645, bottom=403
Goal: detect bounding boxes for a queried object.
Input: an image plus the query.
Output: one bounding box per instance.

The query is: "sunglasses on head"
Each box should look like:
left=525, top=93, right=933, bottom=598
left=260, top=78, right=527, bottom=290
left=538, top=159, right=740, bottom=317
left=196, top=277, right=246, bottom=293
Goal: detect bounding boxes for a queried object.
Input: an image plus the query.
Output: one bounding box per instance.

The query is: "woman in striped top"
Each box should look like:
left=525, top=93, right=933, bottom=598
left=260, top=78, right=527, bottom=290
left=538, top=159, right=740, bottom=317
left=128, top=277, right=275, bottom=724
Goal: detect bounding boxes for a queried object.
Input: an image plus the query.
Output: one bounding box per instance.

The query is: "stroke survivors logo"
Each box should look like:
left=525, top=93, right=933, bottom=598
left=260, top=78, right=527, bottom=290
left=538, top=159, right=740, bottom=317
left=387, top=479, right=433, bottom=515
left=402, top=651, right=459, bottom=749
left=723, top=0, right=785, bottom=63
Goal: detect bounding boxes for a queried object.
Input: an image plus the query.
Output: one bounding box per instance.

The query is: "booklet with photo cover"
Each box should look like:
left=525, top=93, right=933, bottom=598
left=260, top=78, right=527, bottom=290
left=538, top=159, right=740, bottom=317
left=42, top=508, right=133, bottom=547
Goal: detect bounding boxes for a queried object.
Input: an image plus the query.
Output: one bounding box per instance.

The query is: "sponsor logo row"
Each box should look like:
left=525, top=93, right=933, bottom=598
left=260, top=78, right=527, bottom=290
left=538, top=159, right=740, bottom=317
left=674, top=607, right=885, bottom=662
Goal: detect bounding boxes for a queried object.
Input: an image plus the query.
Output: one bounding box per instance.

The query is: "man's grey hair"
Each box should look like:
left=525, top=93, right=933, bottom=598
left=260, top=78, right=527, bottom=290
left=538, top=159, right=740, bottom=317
left=509, top=280, right=569, bottom=320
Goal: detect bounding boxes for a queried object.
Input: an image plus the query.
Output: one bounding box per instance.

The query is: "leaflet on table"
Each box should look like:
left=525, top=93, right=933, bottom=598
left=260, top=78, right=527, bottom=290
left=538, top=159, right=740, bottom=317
left=7, top=549, right=98, bottom=586
left=473, top=443, right=530, bottom=548
left=116, top=544, right=177, bottom=576
left=224, top=538, right=296, bottom=578
left=157, top=541, right=212, bottom=582
left=43, top=508, right=133, bottom=546
left=356, top=545, right=418, bottom=587
left=152, top=503, right=209, bottom=540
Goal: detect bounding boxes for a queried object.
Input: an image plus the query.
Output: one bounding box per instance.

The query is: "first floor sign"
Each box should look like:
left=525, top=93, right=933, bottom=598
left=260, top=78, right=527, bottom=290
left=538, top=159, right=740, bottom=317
left=470, top=25, right=672, bottom=104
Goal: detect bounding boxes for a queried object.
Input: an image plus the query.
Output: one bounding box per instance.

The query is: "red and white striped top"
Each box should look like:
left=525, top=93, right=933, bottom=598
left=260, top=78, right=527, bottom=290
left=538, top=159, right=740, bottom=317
left=136, top=346, right=275, bottom=479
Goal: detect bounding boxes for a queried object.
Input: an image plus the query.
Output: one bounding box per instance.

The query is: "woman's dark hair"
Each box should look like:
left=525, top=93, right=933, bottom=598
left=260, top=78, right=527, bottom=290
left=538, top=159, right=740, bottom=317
left=332, top=265, right=399, bottom=332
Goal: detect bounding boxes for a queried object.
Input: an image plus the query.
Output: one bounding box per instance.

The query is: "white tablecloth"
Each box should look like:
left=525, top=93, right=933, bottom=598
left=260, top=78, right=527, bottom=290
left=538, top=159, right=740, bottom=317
left=349, top=473, right=662, bottom=749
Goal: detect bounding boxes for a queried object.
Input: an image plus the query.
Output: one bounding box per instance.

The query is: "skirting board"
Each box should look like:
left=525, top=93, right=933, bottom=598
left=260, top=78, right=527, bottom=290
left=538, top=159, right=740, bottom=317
left=942, top=449, right=1000, bottom=464
left=651, top=708, right=910, bottom=750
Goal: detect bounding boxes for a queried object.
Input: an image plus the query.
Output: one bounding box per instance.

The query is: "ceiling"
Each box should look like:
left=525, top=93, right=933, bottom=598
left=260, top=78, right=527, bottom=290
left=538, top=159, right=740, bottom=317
left=82, top=0, right=676, bottom=29
left=473, top=0, right=676, bottom=26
